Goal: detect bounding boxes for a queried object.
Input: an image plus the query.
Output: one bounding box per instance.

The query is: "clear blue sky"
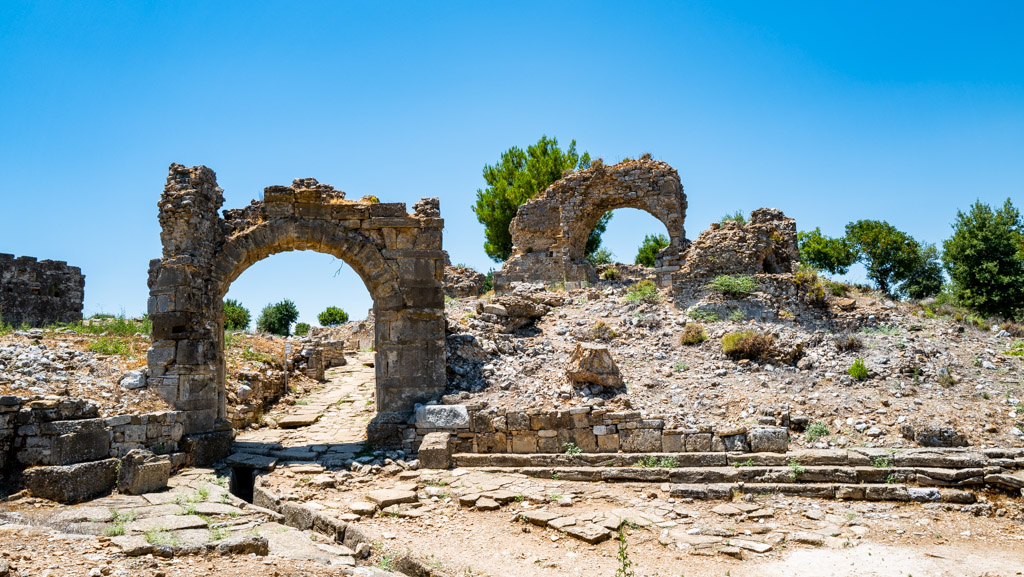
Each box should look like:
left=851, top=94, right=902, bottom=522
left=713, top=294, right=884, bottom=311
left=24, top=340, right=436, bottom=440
left=1, top=1, right=1021, bottom=325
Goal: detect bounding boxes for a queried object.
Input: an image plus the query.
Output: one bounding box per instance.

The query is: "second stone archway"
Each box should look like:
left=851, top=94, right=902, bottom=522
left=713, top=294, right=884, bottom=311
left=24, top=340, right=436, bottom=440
left=494, top=156, right=687, bottom=289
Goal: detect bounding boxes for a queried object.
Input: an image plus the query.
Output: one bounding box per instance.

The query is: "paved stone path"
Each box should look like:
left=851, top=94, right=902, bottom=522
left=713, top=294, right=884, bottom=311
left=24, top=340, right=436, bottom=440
left=239, top=352, right=376, bottom=449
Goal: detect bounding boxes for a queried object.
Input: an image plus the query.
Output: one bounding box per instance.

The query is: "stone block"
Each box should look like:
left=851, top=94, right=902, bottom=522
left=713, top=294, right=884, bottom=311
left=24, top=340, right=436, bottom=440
left=747, top=427, right=789, bottom=453
left=506, top=411, right=530, bottom=431
left=596, top=433, right=620, bottom=453
left=118, top=448, right=172, bottom=495
left=475, top=432, right=507, bottom=453
left=719, top=433, right=750, bottom=453
left=418, top=432, right=453, bottom=469
left=620, top=428, right=662, bottom=452
left=50, top=418, right=111, bottom=466
left=511, top=433, right=538, bottom=453
left=23, top=458, right=118, bottom=503
left=413, top=405, right=469, bottom=429
left=662, top=432, right=685, bottom=453
left=182, top=430, right=233, bottom=466
left=566, top=343, right=623, bottom=389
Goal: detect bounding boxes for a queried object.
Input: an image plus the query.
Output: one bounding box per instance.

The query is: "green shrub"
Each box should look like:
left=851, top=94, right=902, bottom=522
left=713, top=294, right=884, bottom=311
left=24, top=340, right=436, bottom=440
left=634, top=233, right=669, bottom=268
left=223, top=299, right=251, bottom=331
left=624, top=280, right=661, bottom=303
left=317, top=306, right=349, bottom=327
left=848, top=357, right=869, bottom=380
left=679, top=323, right=707, bottom=346
left=294, top=322, right=310, bottom=336
left=826, top=280, right=849, bottom=296
left=88, top=336, right=133, bottom=358
left=721, top=210, right=746, bottom=225
left=835, top=333, right=862, bottom=352
left=728, top=309, right=745, bottom=322
left=721, top=330, right=773, bottom=361
left=793, top=266, right=826, bottom=305
left=687, top=308, right=719, bottom=322
left=590, top=247, right=614, bottom=266
left=708, top=275, right=758, bottom=297
left=806, top=422, right=830, bottom=442
left=601, top=267, right=620, bottom=281
left=256, top=299, right=299, bottom=336
left=589, top=321, right=618, bottom=341
left=563, top=442, right=582, bottom=456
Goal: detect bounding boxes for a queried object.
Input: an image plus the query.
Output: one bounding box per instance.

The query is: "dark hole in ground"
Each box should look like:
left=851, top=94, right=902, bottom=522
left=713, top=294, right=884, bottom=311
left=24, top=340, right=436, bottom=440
left=229, top=466, right=255, bottom=503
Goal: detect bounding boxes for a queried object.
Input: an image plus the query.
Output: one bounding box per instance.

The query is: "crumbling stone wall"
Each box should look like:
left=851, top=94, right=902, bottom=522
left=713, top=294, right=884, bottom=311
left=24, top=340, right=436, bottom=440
left=495, top=157, right=687, bottom=290
left=147, top=165, right=446, bottom=450
left=0, top=254, right=85, bottom=326
left=676, top=208, right=799, bottom=277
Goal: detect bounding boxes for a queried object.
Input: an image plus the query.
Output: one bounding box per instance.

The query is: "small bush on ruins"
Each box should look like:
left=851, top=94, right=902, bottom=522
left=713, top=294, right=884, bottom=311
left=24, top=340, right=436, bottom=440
left=624, top=280, right=661, bottom=304
left=687, top=307, right=719, bottom=322
left=679, top=323, right=707, bottom=345
left=835, top=333, right=863, bottom=352
left=223, top=298, right=251, bottom=331
left=826, top=279, right=849, bottom=296
left=708, top=274, right=758, bottom=297
left=563, top=442, right=582, bottom=456
left=294, top=322, right=310, bottom=336
left=721, top=330, right=774, bottom=361
left=848, top=357, right=869, bottom=380
left=601, top=267, right=620, bottom=280
left=317, top=306, right=349, bottom=327
left=1001, top=322, right=1024, bottom=338
left=256, top=299, right=299, bottom=336
left=805, top=422, right=830, bottom=442
left=634, top=233, right=669, bottom=268
left=721, top=210, right=747, bottom=225
left=793, top=266, right=827, bottom=305
left=589, top=321, right=618, bottom=341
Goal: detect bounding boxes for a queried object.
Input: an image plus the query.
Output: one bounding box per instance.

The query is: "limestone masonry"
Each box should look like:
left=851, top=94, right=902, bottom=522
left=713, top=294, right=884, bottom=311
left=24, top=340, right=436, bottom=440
left=147, top=164, right=446, bottom=456
left=0, top=254, right=84, bottom=326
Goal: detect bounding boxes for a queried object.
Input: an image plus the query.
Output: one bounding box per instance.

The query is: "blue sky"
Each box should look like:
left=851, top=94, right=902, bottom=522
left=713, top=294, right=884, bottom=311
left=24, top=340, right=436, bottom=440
left=1, top=1, right=1021, bottom=325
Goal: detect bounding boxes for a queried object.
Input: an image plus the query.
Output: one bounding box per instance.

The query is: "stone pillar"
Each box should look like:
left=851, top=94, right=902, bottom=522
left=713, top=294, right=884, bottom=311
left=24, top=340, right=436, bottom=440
left=147, top=164, right=227, bottom=437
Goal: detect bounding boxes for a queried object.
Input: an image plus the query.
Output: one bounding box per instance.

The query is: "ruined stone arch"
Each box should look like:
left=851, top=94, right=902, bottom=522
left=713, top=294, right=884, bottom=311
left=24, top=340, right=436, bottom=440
left=495, top=157, right=687, bottom=289
left=147, top=164, right=446, bottom=454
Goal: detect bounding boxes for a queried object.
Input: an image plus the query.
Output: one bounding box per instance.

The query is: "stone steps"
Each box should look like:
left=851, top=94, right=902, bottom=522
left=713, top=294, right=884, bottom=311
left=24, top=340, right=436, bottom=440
left=448, top=448, right=1024, bottom=502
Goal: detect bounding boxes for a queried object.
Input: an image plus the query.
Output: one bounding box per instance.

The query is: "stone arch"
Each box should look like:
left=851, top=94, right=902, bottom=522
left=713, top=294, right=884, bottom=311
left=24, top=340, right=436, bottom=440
left=495, top=157, right=687, bottom=289
left=147, top=164, right=446, bottom=455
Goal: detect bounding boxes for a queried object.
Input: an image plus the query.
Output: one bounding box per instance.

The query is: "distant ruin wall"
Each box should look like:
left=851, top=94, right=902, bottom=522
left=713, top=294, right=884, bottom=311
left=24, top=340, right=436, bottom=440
left=0, top=254, right=85, bottom=326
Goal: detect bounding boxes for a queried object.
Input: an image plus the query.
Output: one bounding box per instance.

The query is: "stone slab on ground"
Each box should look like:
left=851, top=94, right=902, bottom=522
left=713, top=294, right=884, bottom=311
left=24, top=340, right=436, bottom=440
left=366, top=489, right=417, bottom=508
left=563, top=522, right=613, bottom=544
left=126, top=514, right=209, bottom=533
left=277, top=413, right=322, bottom=428
left=225, top=452, right=279, bottom=470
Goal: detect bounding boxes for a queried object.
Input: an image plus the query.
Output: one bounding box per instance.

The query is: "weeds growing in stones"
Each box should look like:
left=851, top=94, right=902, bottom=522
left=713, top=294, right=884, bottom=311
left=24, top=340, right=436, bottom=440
left=848, top=357, right=869, bottom=380
left=709, top=274, right=758, bottom=297
left=615, top=528, right=635, bottom=577
left=679, top=323, right=707, bottom=345
left=787, top=458, right=805, bottom=481
left=562, top=442, right=582, bottom=456
left=722, top=331, right=774, bottom=362
left=624, top=280, right=661, bottom=304
left=806, top=422, right=830, bottom=442
left=687, top=307, right=720, bottom=322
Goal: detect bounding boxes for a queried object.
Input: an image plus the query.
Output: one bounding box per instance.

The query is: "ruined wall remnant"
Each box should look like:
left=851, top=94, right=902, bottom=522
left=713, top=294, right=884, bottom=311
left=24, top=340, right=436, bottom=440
left=494, top=157, right=687, bottom=290
left=0, top=254, right=85, bottom=326
left=147, top=164, right=446, bottom=450
left=677, top=208, right=799, bottom=278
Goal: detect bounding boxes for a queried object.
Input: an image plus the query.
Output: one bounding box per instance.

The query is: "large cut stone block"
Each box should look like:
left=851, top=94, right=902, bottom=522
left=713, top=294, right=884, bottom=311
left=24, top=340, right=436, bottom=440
left=48, top=418, right=111, bottom=466
left=23, top=458, right=118, bottom=503
left=418, top=432, right=453, bottom=470
left=118, top=448, right=172, bottom=495
left=566, top=343, right=623, bottom=389
left=413, top=405, right=469, bottom=429
left=747, top=427, right=789, bottom=453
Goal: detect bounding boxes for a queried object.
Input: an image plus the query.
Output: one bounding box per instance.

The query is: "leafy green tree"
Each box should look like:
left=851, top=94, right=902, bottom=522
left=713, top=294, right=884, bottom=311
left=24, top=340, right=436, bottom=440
left=634, top=233, right=669, bottom=267
left=317, top=306, right=349, bottom=327
left=473, top=135, right=596, bottom=262
left=943, top=198, right=1024, bottom=320
left=589, top=247, right=614, bottom=266
left=899, top=243, right=944, bottom=300
left=294, top=322, right=311, bottom=336
left=223, top=299, right=251, bottom=331
left=844, top=220, right=923, bottom=297
left=797, top=228, right=858, bottom=275
left=256, top=299, right=299, bottom=336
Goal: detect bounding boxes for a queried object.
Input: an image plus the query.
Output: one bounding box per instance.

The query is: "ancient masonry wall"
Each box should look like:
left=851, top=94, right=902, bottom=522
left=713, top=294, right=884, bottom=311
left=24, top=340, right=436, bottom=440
left=0, top=254, right=85, bottom=326
left=0, top=394, right=186, bottom=486
left=404, top=405, right=791, bottom=455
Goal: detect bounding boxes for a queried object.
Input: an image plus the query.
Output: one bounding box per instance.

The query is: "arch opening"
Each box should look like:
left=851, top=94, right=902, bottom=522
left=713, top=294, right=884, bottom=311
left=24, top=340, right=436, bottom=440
left=582, top=207, right=673, bottom=269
